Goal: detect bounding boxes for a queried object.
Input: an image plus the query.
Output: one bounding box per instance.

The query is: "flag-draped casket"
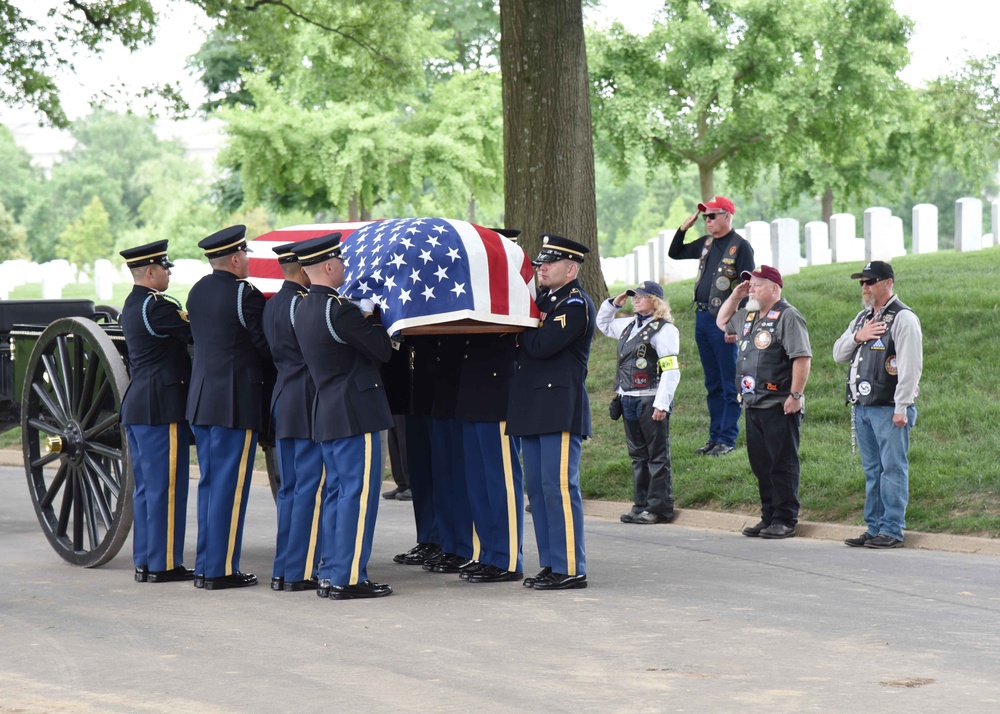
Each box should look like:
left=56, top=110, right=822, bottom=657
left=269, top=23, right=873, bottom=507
left=248, top=219, right=541, bottom=337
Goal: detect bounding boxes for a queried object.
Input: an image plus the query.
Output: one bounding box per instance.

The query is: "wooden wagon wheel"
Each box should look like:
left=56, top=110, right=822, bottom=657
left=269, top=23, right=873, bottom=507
left=21, top=317, right=132, bottom=567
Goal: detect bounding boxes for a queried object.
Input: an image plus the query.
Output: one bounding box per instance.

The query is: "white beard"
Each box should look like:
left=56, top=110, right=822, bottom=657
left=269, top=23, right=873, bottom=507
left=862, top=294, right=875, bottom=310
left=746, top=298, right=761, bottom=311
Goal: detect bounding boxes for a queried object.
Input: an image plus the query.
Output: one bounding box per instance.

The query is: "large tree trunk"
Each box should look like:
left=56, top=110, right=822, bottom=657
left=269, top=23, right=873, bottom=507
left=500, top=0, right=604, bottom=301
left=698, top=162, right=714, bottom=201
left=821, top=186, right=834, bottom=223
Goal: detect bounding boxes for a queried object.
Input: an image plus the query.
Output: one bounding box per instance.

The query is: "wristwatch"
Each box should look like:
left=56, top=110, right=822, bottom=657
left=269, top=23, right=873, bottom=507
left=790, top=392, right=804, bottom=400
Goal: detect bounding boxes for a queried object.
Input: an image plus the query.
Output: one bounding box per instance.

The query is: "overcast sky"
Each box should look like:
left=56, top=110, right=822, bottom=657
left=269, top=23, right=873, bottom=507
left=3, top=0, right=998, bottom=162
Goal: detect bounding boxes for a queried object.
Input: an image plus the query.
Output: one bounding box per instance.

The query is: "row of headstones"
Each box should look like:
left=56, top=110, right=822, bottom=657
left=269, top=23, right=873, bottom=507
left=601, top=197, right=1000, bottom=286
left=0, top=258, right=212, bottom=300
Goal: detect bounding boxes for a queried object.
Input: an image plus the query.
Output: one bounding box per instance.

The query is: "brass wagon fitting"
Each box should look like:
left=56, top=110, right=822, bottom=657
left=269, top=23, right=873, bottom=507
left=45, top=436, right=63, bottom=454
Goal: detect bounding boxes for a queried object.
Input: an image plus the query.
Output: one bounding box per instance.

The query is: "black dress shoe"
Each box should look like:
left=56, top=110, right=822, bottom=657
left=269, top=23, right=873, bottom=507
left=394, top=542, right=441, bottom=565
left=459, top=561, right=484, bottom=580
left=845, top=531, right=876, bottom=547
left=759, top=523, right=796, bottom=539
left=420, top=550, right=448, bottom=570
left=466, top=564, right=523, bottom=583
left=694, top=441, right=717, bottom=455
left=742, top=520, right=768, bottom=537
left=432, top=554, right=474, bottom=573
left=284, top=577, right=319, bottom=592
left=147, top=566, right=195, bottom=583
left=193, top=573, right=205, bottom=589
left=317, top=579, right=331, bottom=598
left=328, top=580, right=393, bottom=600
left=134, top=566, right=149, bottom=583
left=271, top=576, right=284, bottom=591
left=382, top=487, right=400, bottom=500
left=523, top=567, right=552, bottom=588
left=203, top=571, right=258, bottom=590
left=532, top=572, right=588, bottom=590
left=395, top=488, right=412, bottom=501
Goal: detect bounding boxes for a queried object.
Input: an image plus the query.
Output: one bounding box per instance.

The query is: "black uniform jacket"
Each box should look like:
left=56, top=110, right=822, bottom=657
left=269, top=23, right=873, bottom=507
left=262, top=280, right=314, bottom=440
left=120, top=285, right=192, bottom=425
left=294, top=285, right=393, bottom=441
left=506, top=279, right=596, bottom=437
left=455, top=333, right=516, bottom=423
left=185, top=270, right=272, bottom=431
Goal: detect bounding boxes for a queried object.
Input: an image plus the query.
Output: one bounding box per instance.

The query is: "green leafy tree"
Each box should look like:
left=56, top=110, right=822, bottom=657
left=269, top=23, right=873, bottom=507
left=0, top=201, right=29, bottom=261
left=0, top=124, right=41, bottom=221
left=56, top=195, right=114, bottom=272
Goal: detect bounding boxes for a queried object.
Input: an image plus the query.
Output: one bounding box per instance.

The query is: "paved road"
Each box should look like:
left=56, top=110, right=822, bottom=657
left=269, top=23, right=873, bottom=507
left=1, top=465, right=999, bottom=713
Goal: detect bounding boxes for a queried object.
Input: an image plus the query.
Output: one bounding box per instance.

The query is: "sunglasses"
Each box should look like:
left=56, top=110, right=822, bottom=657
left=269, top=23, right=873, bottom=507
left=859, top=278, right=885, bottom=286
left=703, top=212, right=727, bottom=220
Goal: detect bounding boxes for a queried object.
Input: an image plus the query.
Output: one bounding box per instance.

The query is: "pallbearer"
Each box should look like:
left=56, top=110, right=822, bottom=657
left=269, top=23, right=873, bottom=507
left=291, top=233, right=394, bottom=600
left=119, top=240, right=194, bottom=584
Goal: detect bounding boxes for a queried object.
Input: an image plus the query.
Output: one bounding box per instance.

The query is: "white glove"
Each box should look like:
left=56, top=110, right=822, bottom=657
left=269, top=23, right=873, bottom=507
left=359, top=298, right=376, bottom=313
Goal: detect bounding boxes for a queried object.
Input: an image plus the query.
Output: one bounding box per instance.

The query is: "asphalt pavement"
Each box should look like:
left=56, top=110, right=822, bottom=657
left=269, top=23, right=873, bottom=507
left=1, top=463, right=999, bottom=713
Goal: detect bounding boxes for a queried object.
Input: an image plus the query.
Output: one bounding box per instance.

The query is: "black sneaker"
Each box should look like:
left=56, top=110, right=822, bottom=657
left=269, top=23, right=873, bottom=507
left=694, top=442, right=717, bottom=455
left=634, top=510, right=674, bottom=524
left=759, top=523, right=796, bottom=539
left=864, top=534, right=904, bottom=549
left=381, top=487, right=400, bottom=500
left=620, top=511, right=641, bottom=524
left=705, top=443, right=735, bottom=457
left=742, top=520, right=768, bottom=537
left=845, top=532, right=876, bottom=547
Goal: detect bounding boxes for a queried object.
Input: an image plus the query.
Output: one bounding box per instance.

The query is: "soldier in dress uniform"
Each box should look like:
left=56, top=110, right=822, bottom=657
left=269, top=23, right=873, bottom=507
left=262, top=242, right=323, bottom=592
left=507, top=234, right=596, bottom=591
left=119, top=240, right=195, bottom=584
left=290, top=233, right=394, bottom=600
left=187, top=225, right=273, bottom=590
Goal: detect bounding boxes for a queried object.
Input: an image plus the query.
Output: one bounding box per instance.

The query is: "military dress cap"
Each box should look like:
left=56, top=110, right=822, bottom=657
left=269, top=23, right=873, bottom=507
left=120, top=239, right=174, bottom=269
left=850, top=260, right=894, bottom=281
left=490, top=228, right=522, bottom=240
left=740, top=265, right=783, bottom=287
left=289, top=232, right=343, bottom=266
left=626, top=280, right=664, bottom=299
left=533, top=234, right=590, bottom=265
left=271, top=241, right=300, bottom=265
left=199, top=225, right=251, bottom=259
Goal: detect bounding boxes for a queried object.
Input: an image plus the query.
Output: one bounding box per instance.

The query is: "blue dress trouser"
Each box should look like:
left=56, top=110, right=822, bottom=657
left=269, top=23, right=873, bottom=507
left=695, top=308, right=741, bottom=447
left=272, top=434, right=325, bottom=582
left=318, top=432, right=382, bottom=586
left=521, top=432, right=586, bottom=576
left=126, top=423, right=190, bottom=571
left=431, top=417, right=474, bottom=559
left=191, top=425, right=257, bottom=578
left=462, top=421, right=524, bottom=573
left=404, top=415, right=439, bottom=545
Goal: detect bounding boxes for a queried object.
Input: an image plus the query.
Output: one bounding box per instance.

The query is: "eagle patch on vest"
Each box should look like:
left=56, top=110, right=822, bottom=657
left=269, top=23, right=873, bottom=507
left=885, top=356, right=898, bottom=376
left=754, top=331, right=772, bottom=349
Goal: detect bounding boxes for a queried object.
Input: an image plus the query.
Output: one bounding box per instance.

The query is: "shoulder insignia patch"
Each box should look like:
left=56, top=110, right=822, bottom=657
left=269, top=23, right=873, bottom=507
left=565, top=297, right=585, bottom=305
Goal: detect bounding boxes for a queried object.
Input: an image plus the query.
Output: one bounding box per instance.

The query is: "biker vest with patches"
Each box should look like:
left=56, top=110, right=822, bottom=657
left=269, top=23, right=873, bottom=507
left=844, top=299, right=911, bottom=406
left=695, top=234, right=747, bottom=314
left=736, top=299, right=792, bottom=407
left=615, top=318, right=668, bottom=392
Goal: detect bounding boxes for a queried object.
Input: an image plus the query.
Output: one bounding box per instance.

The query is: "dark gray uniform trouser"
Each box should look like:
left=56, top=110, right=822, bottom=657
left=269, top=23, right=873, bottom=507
left=622, top=394, right=674, bottom=516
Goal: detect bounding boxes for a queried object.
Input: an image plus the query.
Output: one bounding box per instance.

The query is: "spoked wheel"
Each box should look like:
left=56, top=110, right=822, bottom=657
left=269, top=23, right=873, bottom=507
left=21, top=317, right=132, bottom=567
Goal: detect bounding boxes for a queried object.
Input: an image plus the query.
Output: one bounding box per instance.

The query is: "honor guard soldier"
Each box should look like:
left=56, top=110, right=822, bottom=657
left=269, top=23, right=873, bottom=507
left=290, top=233, right=394, bottom=600
left=262, top=243, right=323, bottom=592
left=507, top=234, right=596, bottom=590
left=119, top=240, right=195, bottom=584
left=187, top=225, right=273, bottom=590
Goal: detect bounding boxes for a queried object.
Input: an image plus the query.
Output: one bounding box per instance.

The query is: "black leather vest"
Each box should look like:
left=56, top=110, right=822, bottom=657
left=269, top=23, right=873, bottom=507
left=615, top=317, right=667, bottom=392
left=845, top=299, right=911, bottom=405
left=736, top=299, right=793, bottom=407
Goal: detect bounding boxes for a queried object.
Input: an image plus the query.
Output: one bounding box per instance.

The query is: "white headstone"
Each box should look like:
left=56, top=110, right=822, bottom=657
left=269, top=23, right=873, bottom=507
left=863, top=207, right=894, bottom=261
left=624, top=252, right=637, bottom=286
left=647, top=236, right=662, bottom=283
left=743, top=221, right=771, bottom=266
left=955, top=197, right=983, bottom=252
left=770, top=218, right=800, bottom=276
left=804, top=221, right=831, bottom=266
left=983, top=233, right=995, bottom=248
left=912, top=204, right=938, bottom=254
left=992, top=199, right=999, bottom=245
left=634, top=244, right=652, bottom=283
left=830, top=213, right=865, bottom=263
left=93, top=259, right=116, bottom=301
left=887, top=216, right=906, bottom=258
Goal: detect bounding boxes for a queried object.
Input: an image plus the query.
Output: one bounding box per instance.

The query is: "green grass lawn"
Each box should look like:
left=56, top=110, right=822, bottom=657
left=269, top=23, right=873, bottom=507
left=4, top=248, right=999, bottom=535
left=586, top=246, right=1000, bottom=536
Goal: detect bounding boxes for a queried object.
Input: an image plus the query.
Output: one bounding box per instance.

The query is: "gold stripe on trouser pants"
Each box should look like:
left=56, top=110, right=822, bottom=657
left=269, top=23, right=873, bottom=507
left=499, top=422, right=517, bottom=572
left=225, top=430, right=254, bottom=576
left=303, top=467, right=325, bottom=579
left=559, top=432, right=576, bottom=576
left=349, top=434, right=373, bottom=585
left=166, top=423, right=178, bottom=571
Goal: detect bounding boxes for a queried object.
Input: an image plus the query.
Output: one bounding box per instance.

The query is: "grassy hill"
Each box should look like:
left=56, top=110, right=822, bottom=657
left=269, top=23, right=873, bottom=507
left=585, top=246, right=1000, bottom=536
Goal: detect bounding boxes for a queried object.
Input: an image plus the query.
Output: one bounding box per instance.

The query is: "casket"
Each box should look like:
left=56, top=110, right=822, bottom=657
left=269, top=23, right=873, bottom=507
left=248, top=219, right=540, bottom=337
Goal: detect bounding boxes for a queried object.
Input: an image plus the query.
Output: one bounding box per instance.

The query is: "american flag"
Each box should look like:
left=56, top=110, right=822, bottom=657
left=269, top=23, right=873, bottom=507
left=248, top=219, right=540, bottom=337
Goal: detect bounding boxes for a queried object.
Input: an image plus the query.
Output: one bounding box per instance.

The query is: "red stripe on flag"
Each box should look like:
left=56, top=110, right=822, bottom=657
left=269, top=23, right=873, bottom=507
left=474, top=224, right=510, bottom=316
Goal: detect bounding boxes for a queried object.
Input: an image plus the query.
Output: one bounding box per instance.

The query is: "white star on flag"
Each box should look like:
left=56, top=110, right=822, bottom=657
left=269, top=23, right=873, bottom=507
left=451, top=282, right=467, bottom=297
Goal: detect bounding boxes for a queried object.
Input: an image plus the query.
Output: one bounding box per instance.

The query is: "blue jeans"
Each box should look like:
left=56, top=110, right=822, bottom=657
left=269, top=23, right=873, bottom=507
left=695, top=309, right=740, bottom=447
left=855, top=404, right=916, bottom=541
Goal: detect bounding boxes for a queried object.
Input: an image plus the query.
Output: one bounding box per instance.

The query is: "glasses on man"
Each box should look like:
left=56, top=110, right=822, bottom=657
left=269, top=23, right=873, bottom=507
left=703, top=212, right=727, bottom=221
left=859, top=278, right=885, bottom=286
